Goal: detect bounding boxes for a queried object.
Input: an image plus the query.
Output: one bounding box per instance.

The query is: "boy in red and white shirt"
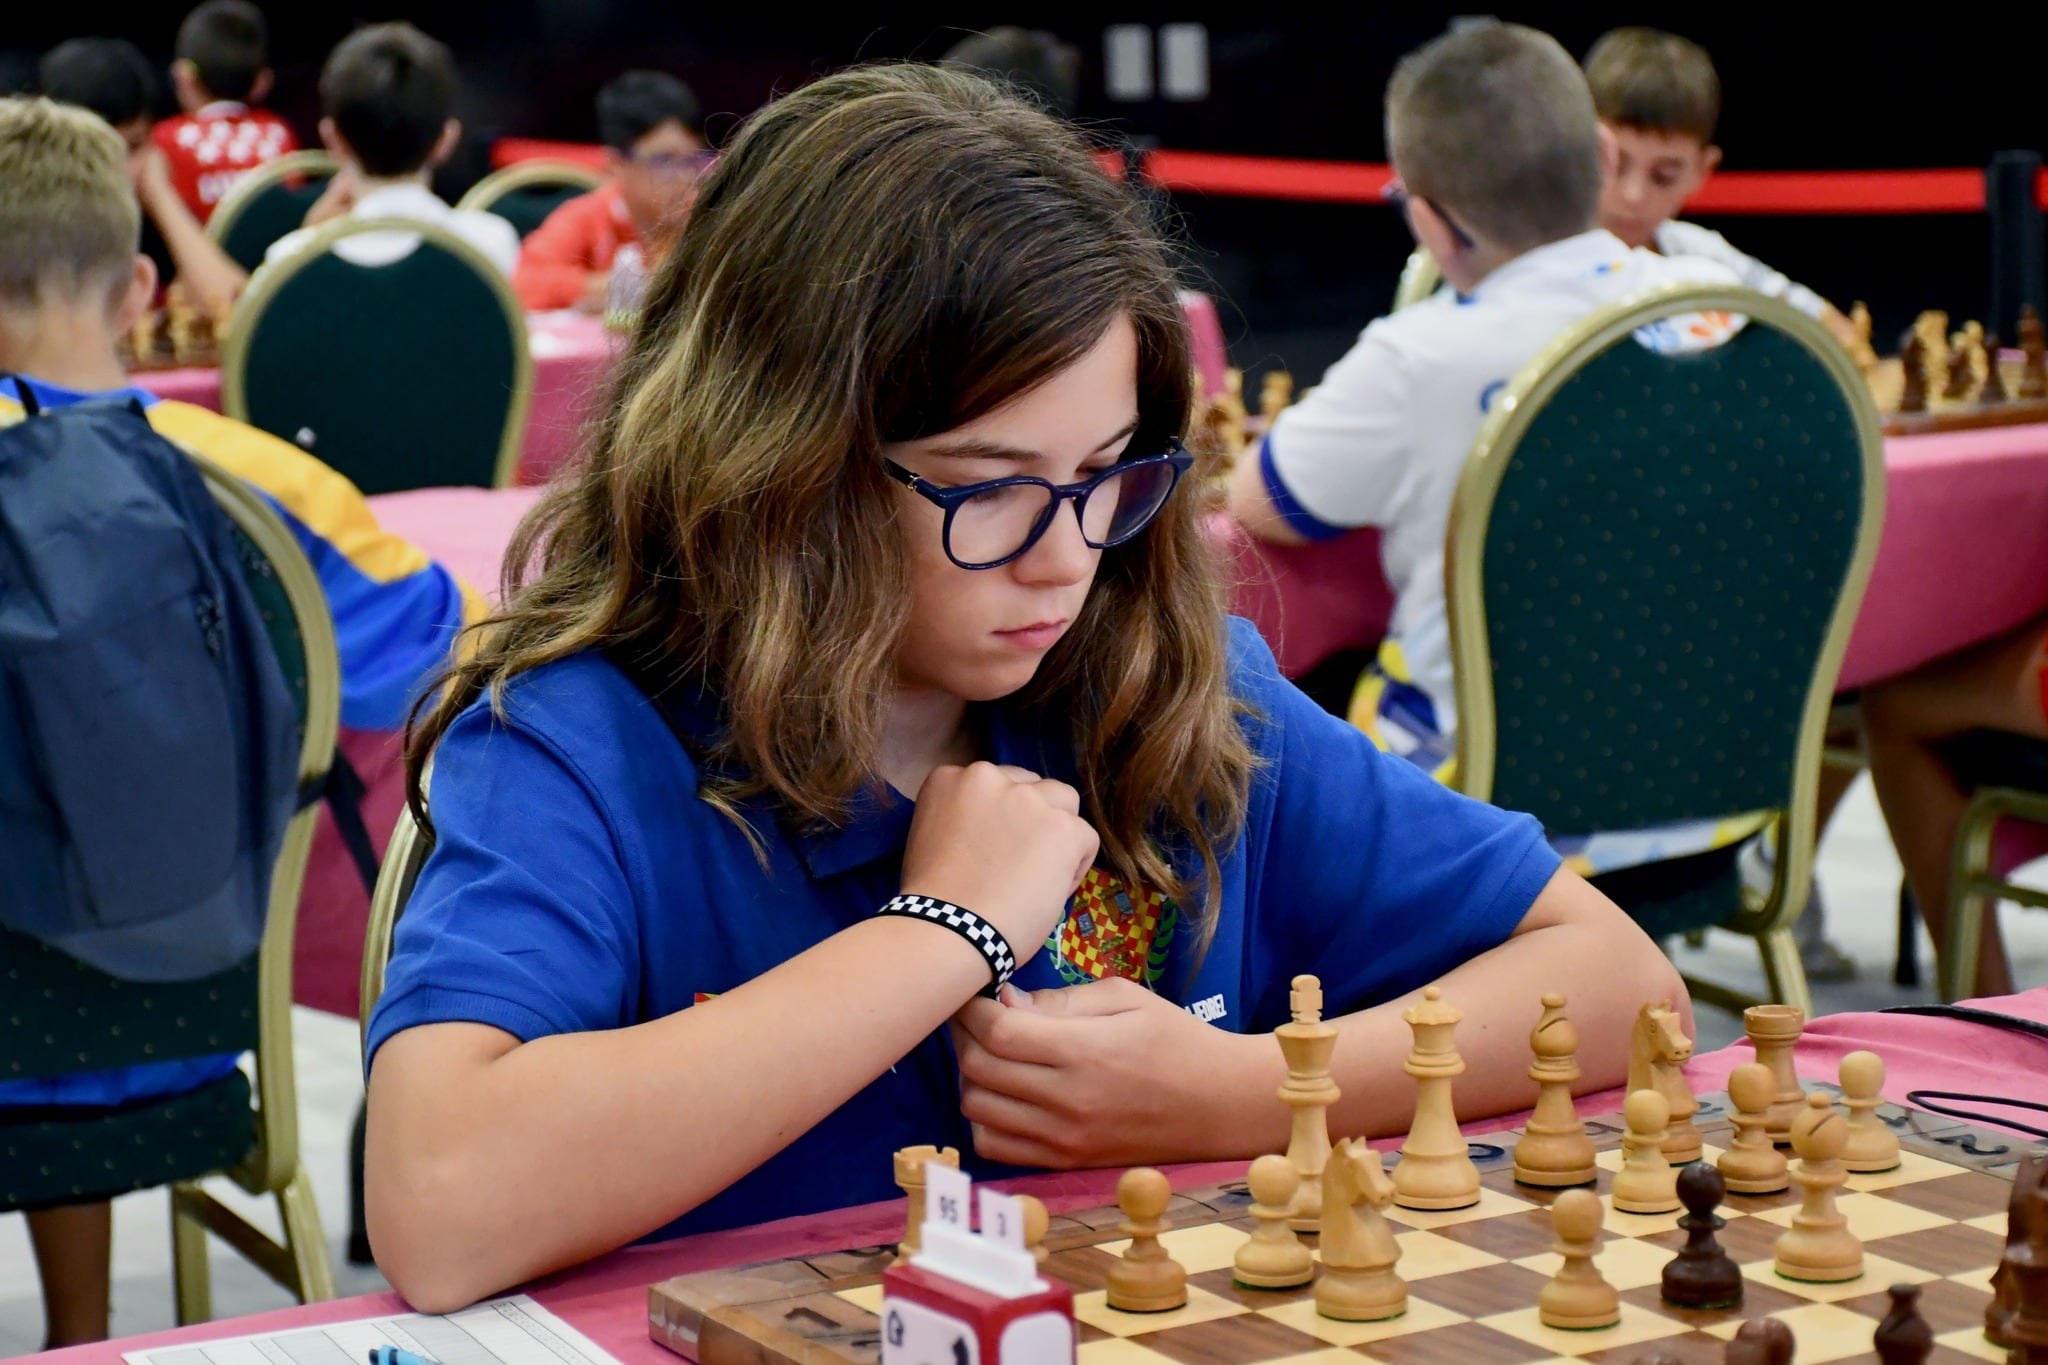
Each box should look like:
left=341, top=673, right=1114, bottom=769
left=150, top=0, right=297, bottom=223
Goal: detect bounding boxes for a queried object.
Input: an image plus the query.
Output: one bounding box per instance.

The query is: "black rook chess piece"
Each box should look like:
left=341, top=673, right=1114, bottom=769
left=1875, top=1283, right=1935, bottom=1363
left=1662, top=1161, right=1743, bottom=1310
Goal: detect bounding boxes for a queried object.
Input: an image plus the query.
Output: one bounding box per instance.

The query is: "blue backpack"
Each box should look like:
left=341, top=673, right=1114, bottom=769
left=0, top=382, right=301, bottom=981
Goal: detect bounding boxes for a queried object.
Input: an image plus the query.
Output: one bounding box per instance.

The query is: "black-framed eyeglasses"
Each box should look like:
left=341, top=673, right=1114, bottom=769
left=1384, top=178, right=1475, bottom=250
left=884, top=440, right=1195, bottom=570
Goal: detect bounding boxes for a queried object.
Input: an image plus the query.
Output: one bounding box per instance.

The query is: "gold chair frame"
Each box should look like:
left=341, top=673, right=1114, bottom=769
left=203, top=150, right=341, bottom=251
left=1944, top=785, right=2048, bottom=1001
left=170, top=458, right=343, bottom=1321
left=360, top=797, right=433, bottom=1057
left=222, top=216, right=534, bottom=490
left=1445, top=283, right=1888, bottom=1018
left=1392, top=247, right=1444, bottom=311
left=455, top=159, right=606, bottom=216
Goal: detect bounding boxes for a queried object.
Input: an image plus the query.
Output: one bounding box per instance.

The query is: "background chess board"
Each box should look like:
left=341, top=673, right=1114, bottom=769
left=649, top=1095, right=2039, bottom=1365
left=1867, top=354, right=2048, bottom=434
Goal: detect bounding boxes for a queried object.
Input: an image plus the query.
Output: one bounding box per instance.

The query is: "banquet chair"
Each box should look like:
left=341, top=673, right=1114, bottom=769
left=205, top=150, right=341, bottom=273
left=457, top=159, right=606, bottom=239
left=1938, top=730, right=2048, bottom=1001
left=0, top=459, right=339, bottom=1322
left=1392, top=247, right=1443, bottom=310
left=358, top=799, right=433, bottom=1054
left=224, top=218, right=532, bottom=494
left=1445, top=283, right=1886, bottom=1018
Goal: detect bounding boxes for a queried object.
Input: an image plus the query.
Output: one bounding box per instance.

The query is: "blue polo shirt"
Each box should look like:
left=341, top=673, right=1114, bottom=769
left=366, top=617, right=1559, bottom=1238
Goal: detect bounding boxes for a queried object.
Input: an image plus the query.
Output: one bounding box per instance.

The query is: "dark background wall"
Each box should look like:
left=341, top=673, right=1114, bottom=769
left=10, top=5, right=2044, bottom=391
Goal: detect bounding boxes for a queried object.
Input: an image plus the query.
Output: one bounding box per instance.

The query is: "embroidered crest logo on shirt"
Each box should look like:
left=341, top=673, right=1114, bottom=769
left=1047, top=867, right=1177, bottom=986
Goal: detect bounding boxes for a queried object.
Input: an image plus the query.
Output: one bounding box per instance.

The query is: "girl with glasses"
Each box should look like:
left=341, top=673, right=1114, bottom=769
left=363, top=64, right=1684, bottom=1313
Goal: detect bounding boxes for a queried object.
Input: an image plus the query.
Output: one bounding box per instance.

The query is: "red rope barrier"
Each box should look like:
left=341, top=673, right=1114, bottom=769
left=497, top=139, right=2048, bottom=215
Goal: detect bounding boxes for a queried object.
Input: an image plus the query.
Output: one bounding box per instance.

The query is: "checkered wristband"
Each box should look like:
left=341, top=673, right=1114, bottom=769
left=876, top=894, right=1017, bottom=998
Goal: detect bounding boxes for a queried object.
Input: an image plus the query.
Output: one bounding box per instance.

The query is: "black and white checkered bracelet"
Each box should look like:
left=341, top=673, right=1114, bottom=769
left=876, top=894, right=1017, bottom=998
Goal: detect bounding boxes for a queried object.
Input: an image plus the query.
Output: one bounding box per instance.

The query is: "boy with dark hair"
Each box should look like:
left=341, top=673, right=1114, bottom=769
left=941, top=27, right=1082, bottom=118
left=1585, top=28, right=1853, bottom=344
left=39, top=36, right=249, bottom=319
left=1228, top=22, right=1752, bottom=879
left=0, top=96, right=483, bottom=1344
left=151, top=0, right=299, bottom=222
left=513, top=69, right=708, bottom=311
left=269, top=21, right=516, bottom=277
left=1587, top=26, right=1860, bottom=977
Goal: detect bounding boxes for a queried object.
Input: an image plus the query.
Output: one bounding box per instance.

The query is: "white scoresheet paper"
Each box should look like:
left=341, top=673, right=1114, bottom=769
left=121, top=1294, right=619, bottom=1365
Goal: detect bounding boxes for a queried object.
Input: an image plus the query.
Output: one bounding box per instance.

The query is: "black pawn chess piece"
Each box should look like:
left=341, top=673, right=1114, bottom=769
left=1662, top=1161, right=1742, bottom=1310
left=1875, top=1283, right=1935, bottom=1364
left=1725, top=1317, right=1794, bottom=1364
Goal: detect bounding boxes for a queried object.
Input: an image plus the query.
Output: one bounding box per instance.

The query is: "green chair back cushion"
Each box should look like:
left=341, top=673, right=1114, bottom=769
left=1478, top=323, right=1866, bottom=833
left=1, top=1071, right=253, bottom=1209
left=237, top=239, right=520, bottom=494
left=218, top=177, right=334, bottom=273
left=487, top=184, right=591, bottom=240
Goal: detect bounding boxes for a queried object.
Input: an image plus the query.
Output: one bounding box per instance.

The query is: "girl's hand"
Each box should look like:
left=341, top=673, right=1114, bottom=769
left=902, top=762, right=1098, bottom=963
left=951, top=979, right=1273, bottom=1168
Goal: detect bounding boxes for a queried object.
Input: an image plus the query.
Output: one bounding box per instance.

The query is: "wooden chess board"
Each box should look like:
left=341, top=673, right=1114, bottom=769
left=1870, top=354, right=2048, bottom=435
left=648, top=1096, right=2040, bottom=1365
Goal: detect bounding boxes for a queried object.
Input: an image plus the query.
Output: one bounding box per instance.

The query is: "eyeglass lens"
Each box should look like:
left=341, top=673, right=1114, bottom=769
left=946, top=461, right=1180, bottom=566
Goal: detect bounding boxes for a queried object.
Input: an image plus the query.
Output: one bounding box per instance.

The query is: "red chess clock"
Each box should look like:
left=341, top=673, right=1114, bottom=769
left=881, top=1167, right=1076, bottom=1365
left=881, top=1262, right=1074, bottom=1364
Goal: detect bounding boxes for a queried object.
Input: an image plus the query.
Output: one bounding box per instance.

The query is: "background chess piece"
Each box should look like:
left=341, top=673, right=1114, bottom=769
left=1848, top=301, right=1879, bottom=370
left=1875, top=1282, right=1935, bottom=1364
left=1719, top=1062, right=1791, bottom=1194
left=2020, top=304, right=2047, bottom=399
left=1234, top=1155, right=1314, bottom=1290
left=1514, top=993, right=1597, bottom=1187
left=1725, top=1317, right=1795, bottom=1364
left=1259, top=369, right=1294, bottom=427
left=1773, top=1093, right=1864, bottom=1283
left=1984, top=333, right=2011, bottom=402
left=1946, top=332, right=1978, bottom=400
left=1612, top=1089, right=1682, bottom=1215
left=1628, top=1000, right=1700, bottom=1164
left=1839, top=1051, right=1902, bottom=1173
left=1662, top=1162, right=1742, bottom=1309
left=1277, top=975, right=1340, bottom=1231
left=893, top=1145, right=960, bottom=1263
left=1898, top=332, right=1930, bottom=413
left=1538, top=1188, right=1620, bottom=1330
left=1105, top=1168, right=1188, bottom=1312
left=1315, top=1139, right=1406, bottom=1322
left=1742, top=1004, right=1807, bottom=1143
left=1392, top=986, right=1481, bottom=1210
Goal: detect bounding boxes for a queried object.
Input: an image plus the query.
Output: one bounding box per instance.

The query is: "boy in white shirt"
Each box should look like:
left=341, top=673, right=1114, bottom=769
left=1585, top=28, right=1855, bottom=348
left=266, top=23, right=517, bottom=280
left=1227, top=21, right=1752, bottom=877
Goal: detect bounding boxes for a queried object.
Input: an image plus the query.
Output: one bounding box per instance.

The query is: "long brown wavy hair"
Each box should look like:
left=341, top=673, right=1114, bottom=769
left=408, top=64, right=1256, bottom=934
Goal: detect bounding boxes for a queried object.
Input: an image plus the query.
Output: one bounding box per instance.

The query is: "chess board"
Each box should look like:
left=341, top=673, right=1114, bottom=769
left=1869, top=354, right=2048, bottom=435
left=648, top=1095, right=2041, bottom=1365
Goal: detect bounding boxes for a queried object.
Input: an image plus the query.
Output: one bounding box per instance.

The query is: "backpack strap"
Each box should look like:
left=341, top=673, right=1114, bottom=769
left=297, top=751, right=381, bottom=897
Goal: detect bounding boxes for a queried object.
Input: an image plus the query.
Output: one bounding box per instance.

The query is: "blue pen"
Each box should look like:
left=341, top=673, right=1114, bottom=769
left=367, top=1348, right=441, bottom=1365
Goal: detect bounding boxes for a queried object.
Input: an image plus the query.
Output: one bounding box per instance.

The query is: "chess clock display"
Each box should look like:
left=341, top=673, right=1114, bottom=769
left=880, top=1162, right=1075, bottom=1365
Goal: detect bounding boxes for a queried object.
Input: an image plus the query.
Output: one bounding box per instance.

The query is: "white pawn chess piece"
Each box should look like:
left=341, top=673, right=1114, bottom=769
left=1612, top=1089, right=1682, bottom=1215
left=1538, top=1188, right=1620, bottom=1329
left=1773, top=1093, right=1864, bottom=1283
left=1234, top=1156, right=1313, bottom=1290
left=1717, top=1063, right=1791, bottom=1195
left=1839, top=1051, right=1902, bottom=1174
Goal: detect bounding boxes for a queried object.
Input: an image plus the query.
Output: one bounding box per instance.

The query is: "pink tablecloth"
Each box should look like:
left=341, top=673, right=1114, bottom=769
left=133, top=313, right=616, bottom=487
left=48, top=988, right=2048, bottom=1365
left=1230, top=423, right=2048, bottom=688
